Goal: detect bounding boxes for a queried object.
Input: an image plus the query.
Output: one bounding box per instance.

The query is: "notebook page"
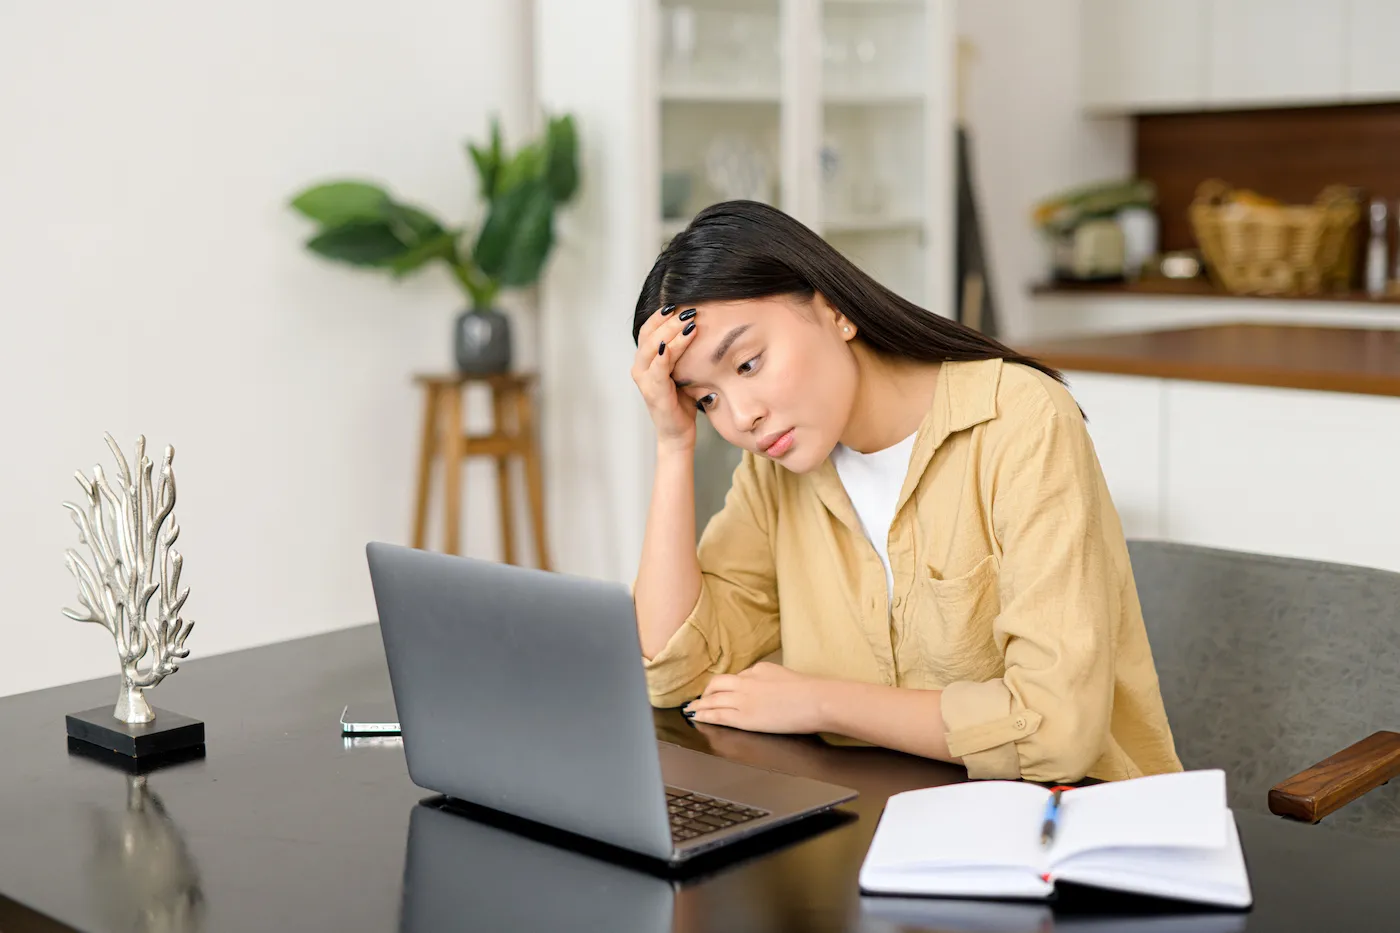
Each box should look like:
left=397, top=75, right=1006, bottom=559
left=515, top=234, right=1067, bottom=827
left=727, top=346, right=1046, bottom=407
left=861, top=781, right=1050, bottom=873
left=1047, top=770, right=1228, bottom=866
left=1053, top=811, right=1253, bottom=909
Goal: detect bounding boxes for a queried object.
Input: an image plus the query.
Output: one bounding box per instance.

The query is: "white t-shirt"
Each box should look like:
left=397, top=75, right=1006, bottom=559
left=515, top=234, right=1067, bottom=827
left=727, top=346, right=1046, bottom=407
left=829, top=431, right=919, bottom=601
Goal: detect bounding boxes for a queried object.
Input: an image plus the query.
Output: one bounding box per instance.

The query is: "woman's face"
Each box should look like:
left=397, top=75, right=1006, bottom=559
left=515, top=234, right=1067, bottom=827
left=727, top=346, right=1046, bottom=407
left=669, top=294, right=858, bottom=474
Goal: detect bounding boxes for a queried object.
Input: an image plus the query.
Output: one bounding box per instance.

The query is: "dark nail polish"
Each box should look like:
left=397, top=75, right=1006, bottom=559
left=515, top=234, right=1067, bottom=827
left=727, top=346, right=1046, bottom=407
left=682, top=708, right=696, bottom=719
left=682, top=322, right=696, bottom=336
left=678, top=308, right=697, bottom=321
left=658, top=341, right=666, bottom=355
left=660, top=304, right=677, bottom=316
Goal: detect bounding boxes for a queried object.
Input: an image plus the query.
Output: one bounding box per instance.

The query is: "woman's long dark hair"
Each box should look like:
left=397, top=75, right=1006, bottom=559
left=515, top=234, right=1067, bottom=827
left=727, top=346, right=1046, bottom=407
left=631, top=200, right=1064, bottom=385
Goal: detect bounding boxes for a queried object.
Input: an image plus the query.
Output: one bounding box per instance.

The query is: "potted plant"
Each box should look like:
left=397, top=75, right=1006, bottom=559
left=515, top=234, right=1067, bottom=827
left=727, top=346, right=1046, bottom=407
left=288, top=114, right=579, bottom=374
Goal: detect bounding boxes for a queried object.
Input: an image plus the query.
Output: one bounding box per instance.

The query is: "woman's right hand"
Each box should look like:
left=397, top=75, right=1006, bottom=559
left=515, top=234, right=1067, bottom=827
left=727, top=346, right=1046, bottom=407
left=632, top=305, right=702, bottom=452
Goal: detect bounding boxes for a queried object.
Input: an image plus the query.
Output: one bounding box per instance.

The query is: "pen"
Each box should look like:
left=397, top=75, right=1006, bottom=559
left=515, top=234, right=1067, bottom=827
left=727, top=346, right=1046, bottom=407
left=1040, top=787, right=1065, bottom=848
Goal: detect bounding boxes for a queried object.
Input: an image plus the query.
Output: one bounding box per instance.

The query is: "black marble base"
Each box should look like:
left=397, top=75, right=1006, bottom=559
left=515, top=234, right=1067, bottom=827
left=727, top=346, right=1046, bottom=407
left=65, top=735, right=206, bottom=774
left=65, top=705, right=204, bottom=760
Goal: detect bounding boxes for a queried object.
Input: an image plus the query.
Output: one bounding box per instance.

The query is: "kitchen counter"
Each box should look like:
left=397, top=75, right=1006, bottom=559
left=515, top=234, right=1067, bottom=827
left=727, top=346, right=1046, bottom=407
left=1020, top=323, right=1400, bottom=398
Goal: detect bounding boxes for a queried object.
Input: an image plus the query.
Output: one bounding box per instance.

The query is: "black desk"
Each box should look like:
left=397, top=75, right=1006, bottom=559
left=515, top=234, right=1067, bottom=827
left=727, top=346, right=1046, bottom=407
left=1, top=624, right=1396, bottom=932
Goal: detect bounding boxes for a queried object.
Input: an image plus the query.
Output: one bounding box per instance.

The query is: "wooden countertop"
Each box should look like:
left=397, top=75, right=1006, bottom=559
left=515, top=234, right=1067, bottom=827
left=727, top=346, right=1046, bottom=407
left=1020, top=324, right=1400, bottom=398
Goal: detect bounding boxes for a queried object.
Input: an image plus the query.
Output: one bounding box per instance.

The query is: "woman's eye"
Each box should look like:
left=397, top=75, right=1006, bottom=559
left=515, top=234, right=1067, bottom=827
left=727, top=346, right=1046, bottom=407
left=738, top=354, right=762, bottom=375
left=695, top=394, right=717, bottom=412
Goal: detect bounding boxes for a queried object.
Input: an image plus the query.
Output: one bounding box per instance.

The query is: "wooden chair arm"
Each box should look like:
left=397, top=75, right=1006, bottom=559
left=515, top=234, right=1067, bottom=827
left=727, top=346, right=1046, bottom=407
left=1268, top=731, right=1400, bottom=823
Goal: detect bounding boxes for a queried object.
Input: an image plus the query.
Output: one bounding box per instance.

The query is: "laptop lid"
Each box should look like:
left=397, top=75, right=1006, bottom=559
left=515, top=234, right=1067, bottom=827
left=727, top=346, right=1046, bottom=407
left=366, top=543, right=674, bottom=860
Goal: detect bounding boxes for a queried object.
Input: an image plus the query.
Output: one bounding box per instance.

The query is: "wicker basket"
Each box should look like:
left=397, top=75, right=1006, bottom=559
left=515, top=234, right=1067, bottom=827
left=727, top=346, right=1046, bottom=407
left=1189, top=180, right=1360, bottom=296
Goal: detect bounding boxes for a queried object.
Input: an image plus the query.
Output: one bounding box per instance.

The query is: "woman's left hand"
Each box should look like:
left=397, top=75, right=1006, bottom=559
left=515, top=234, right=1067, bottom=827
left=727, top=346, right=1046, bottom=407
left=684, top=662, right=829, bottom=734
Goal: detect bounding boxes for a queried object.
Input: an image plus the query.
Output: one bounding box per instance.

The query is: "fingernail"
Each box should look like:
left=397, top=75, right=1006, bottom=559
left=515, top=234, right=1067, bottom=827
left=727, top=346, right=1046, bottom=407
left=678, top=308, right=697, bottom=321
left=660, top=304, right=677, bottom=316
left=682, top=322, right=696, bottom=336
left=658, top=341, right=666, bottom=355
left=682, top=708, right=696, bottom=719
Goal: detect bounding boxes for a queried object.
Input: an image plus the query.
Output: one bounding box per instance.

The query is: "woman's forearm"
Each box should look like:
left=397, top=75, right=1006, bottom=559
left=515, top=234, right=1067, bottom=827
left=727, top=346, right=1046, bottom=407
left=817, top=680, right=962, bottom=764
left=634, top=442, right=704, bottom=659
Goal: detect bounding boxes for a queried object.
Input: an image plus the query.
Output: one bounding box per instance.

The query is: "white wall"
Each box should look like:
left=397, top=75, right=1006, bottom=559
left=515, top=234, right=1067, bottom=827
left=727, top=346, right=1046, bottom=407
left=956, top=0, right=1133, bottom=344
left=0, top=2, right=533, bottom=698
left=535, top=0, right=658, bottom=587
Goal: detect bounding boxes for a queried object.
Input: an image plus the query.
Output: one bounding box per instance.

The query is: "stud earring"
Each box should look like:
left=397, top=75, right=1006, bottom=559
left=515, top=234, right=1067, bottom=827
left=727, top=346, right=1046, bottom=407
left=843, top=326, right=851, bottom=333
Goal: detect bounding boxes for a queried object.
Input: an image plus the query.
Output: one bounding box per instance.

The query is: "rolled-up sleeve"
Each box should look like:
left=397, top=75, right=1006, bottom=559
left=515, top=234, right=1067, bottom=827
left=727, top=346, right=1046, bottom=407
left=941, top=399, right=1118, bottom=782
left=642, top=452, right=781, bottom=707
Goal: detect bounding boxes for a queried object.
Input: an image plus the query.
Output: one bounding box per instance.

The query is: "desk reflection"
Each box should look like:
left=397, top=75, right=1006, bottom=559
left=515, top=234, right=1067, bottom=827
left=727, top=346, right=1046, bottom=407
left=398, top=799, right=676, bottom=933
left=87, top=773, right=204, bottom=933
left=860, top=894, right=1248, bottom=933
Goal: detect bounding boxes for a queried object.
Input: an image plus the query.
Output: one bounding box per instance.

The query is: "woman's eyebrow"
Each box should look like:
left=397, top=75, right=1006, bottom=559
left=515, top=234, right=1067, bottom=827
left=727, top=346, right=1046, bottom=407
left=710, top=324, right=752, bottom=364
left=674, top=324, right=754, bottom=389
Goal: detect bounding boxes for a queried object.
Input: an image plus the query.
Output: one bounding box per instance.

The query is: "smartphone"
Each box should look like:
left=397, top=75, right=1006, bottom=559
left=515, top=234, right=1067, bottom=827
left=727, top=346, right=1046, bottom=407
left=339, top=703, right=401, bottom=736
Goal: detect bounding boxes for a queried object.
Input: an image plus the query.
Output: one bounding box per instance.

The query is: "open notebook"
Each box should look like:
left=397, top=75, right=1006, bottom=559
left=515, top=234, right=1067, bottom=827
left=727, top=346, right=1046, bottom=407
left=859, top=770, right=1252, bottom=909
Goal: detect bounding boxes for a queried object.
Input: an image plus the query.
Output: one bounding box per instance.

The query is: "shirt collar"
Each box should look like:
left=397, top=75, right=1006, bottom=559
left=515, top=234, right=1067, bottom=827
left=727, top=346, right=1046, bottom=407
left=811, top=357, right=1005, bottom=524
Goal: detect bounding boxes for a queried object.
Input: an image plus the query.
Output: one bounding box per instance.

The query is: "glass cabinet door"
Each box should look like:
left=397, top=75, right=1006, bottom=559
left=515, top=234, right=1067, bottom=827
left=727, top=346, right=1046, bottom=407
left=657, top=0, right=788, bottom=535
left=819, top=0, right=935, bottom=306
left=657, top=0, right=785, bottom=242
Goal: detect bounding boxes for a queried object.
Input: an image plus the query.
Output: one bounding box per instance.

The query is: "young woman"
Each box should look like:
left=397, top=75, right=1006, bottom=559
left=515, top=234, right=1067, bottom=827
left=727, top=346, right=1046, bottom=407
left=629, top=200, right=1180, bottom=784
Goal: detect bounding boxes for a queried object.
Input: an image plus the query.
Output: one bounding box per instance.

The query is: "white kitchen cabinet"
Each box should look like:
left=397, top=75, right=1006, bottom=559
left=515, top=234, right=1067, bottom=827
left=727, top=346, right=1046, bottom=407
left=1346, top=0, right=1400, bottom=100
left=1058, top=369, right=1400, bottom=574
left=1208, top=0, right=1346, bottom=107
left=1163, top=381, right=1400, bottom=574
left=1081, top=0, right=1400, bottom=114
left=1063, top=371, right=1166, bottom=540
left=1080, top=0, right=1210, bottom=113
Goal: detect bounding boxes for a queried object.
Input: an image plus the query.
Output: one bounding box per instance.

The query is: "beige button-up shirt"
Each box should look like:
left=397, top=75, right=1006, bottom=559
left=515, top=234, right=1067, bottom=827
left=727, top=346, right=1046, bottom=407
left=643, top=359, right=1183, bottom=783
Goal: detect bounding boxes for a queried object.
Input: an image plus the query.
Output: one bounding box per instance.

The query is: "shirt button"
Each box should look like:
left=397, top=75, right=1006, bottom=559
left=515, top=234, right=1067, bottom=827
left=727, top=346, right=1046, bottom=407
left=1014, top=717, right=1028, bottom=730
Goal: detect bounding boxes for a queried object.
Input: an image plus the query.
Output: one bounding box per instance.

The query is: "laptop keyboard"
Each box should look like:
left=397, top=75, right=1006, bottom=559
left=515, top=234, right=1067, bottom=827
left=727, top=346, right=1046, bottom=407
left=666, top=787, right=770, bottom=842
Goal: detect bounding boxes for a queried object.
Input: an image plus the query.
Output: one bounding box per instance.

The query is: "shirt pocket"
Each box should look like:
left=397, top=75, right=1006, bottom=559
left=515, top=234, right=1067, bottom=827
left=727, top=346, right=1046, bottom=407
left=911, top=554, right=1005, bottom=683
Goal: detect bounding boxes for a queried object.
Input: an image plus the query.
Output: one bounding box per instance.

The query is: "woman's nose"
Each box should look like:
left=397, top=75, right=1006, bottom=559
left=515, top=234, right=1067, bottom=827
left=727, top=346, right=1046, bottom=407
left=729, top=393, right=767, bottom=434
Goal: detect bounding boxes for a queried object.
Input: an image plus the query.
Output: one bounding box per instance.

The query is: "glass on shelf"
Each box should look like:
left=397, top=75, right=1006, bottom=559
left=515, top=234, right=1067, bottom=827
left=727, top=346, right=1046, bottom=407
left=821, top=0, right=924, bottom=99
left=660, top=1, right=781, bottom=99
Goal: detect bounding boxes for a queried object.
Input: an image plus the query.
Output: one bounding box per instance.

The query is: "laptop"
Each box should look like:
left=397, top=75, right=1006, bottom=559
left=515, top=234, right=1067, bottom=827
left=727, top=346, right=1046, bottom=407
left=366, top=542, right=857, bottom=866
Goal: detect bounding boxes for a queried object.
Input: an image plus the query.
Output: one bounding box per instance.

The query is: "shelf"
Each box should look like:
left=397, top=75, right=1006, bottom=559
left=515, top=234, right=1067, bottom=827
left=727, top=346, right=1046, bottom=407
left=824, top=0, right=926, bottom=7
left=825, top=214, right=923, bottom=234
left=824, top=89, right=925, bottom=106
left=1031, top=278, right=1400, bottom=307
left=661, top=83, right=780, bottom=104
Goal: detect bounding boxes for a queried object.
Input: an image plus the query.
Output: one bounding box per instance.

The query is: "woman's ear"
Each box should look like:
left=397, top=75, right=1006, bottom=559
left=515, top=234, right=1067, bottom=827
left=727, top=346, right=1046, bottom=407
left=813, top=291, right=856, bottom=340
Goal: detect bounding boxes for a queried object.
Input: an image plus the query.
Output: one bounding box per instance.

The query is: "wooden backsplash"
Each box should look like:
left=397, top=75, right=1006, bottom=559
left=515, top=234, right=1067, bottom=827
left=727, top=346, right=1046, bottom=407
left=1135, top=103, right=1400, bottom=256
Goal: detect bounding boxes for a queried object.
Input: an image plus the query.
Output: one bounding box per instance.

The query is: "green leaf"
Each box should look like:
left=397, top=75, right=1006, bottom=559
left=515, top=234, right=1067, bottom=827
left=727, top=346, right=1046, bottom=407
left=543, top=114, right=580, bottom=203
left=473, top=180, right=555, bottom=287
left=467, top=144, right=495, bottom=201
left=384, top=202, right=445, bottom=245
left=467, top=118, right=505, bottom=199
left=290, top=182, right=390, bottom=226
left=496, top=143, right=546, bottom=197
left=389, top=231, right=459, bottom=278
left=306, top=221, right=410, bottom=267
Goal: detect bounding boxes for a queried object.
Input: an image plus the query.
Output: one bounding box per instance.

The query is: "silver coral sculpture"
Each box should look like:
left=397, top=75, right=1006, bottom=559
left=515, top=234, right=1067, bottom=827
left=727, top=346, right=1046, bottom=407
left=62, top=434, right=195, bottom=724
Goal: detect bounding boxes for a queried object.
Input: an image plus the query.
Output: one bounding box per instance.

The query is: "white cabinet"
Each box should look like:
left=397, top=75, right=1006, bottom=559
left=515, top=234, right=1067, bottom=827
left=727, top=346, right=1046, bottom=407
left=1346, top=0, right=1400, bottom=100
left=1163, top=381, right=1400, bottom=574
left=1064, top=371, right=1166, bottom=540
left=1082, top=0, right=1399, bottom=113
left=1081, top=0, right=1209, bottom=113
left=654, top=0, right=953, bottom=309
left=1061, top=371, right=1400, bottom=574
left=1208, top=0, right=1345, bottom=107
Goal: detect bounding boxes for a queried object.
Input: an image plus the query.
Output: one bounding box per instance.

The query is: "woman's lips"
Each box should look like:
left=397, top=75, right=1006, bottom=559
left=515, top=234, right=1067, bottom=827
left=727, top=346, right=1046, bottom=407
left=762, top=428, right=795, bottom=457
